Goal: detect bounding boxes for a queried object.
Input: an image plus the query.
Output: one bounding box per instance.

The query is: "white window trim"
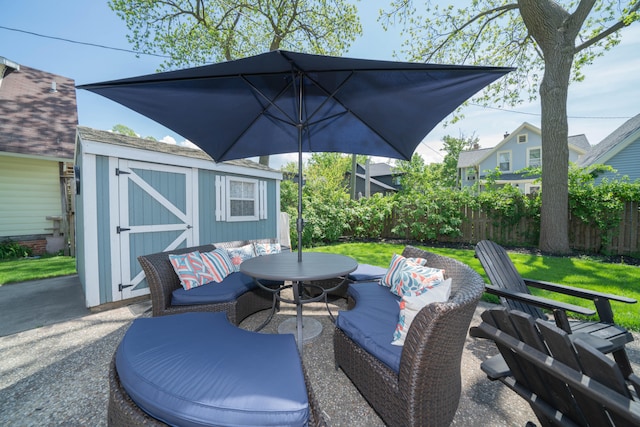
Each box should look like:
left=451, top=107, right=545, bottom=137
left=497, top=150, right=512, bottom=173
left=216, top=176, right=268, bottom=222
left=517, top=133, right=528, bottom=144
left=527, top=147, right=542, bottom=168
left=466, top=167, right=476, bottom=180
left=525, top=183, right=541, bottom=194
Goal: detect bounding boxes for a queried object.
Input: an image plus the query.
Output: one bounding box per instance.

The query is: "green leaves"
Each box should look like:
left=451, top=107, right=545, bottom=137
left=109, top=0, right=362, bottom=70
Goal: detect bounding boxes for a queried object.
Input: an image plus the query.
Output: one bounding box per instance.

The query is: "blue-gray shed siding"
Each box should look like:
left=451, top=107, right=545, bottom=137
left=198, top=170, right=278, bottom=243
left=96, top=155, right=113, bottom=304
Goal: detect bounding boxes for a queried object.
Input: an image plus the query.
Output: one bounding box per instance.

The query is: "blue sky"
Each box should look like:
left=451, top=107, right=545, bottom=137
left=2, top=1, right=639, bottom=167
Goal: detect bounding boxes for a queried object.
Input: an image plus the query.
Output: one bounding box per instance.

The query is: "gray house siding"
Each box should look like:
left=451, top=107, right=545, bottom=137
left=596, top=140, right=640, bottom=183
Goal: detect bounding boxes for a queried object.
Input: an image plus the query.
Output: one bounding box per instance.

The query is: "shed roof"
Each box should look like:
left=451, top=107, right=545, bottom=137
left=76, top=126, right=277, bottom=173
left=0, top=63, right=77, bottom=160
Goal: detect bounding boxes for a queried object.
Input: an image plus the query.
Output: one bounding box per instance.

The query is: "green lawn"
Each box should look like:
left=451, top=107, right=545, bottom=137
left=309, top=242, right=640, bottom=331
left=0, top=256, right=76, bottom=285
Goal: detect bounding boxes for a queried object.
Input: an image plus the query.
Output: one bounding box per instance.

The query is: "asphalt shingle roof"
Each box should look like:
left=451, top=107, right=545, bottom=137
left=0, top=63, right=77, bottom=160
left=76, top=126, right=277, bottom=173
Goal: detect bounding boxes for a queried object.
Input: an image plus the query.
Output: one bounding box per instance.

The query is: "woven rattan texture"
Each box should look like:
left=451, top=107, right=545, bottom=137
left=334, top=246, right=485, bottom=427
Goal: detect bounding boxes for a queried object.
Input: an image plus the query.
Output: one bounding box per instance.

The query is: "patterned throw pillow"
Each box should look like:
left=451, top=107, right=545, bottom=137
left=253, top=242, right=282, bottom=256
left=201, top=248, right=235, bottom=282
left=389, top=261, right=446, bottom=298
left=225, top=244, right=256, bottom=271
left=380, top=254, right=428, bottom=289
left=169, top=251, right=217, bottom=290
left=392, top=278, right=452, bottom=346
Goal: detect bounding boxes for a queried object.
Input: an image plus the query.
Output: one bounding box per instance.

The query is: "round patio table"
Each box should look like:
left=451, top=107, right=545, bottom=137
left=240, top=252, right=357, bottom=353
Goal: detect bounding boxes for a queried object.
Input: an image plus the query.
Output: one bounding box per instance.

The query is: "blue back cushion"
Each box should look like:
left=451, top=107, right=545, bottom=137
left=336, top=282, right=402, bottom=372
left=116, top=312, right=309, bottom=427
left=348, top=263, right=387, bottom=282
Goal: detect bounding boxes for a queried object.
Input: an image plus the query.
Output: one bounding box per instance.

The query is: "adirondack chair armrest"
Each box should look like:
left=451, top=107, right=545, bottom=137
left=484, top=284, right=596, bottom=316
left=523, top=278, right=636, bottom=324
left=523, top=278, right=637, bottom=304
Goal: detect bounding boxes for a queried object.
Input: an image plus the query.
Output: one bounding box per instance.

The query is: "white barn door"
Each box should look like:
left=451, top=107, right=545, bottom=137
left=114, top=159, right=196, bottom=301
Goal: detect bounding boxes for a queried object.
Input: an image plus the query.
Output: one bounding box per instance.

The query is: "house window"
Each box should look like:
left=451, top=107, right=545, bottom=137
left=528, top=148, right=542, bottom=168
left=215, top=176, right=267, bottom=222
left=498, top=151, right=511, bottom=172
left=466, top=167, right=476, bottom=181
left=525, top=184, right=541, bottom=195
left=517, top=134, right=528, bottom=144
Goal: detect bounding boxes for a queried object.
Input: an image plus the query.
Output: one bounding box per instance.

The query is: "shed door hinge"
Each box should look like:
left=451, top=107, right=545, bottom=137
left=119, top=284, right=134, bottom=292
left=115, top=168, right=131, bottom=176
left=117, top=226, right=131, bottom=234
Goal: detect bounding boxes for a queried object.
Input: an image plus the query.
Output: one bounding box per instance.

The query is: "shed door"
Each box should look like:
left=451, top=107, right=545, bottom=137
left=116, top=160, right=195, bottom=300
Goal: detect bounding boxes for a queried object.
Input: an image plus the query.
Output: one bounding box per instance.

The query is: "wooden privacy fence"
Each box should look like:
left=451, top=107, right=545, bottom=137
left=373, top=201, right=640, bottom=256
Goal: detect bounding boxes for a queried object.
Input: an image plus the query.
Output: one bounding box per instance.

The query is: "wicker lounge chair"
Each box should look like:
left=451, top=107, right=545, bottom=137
left=470, top=307, right=640, bottom=426
left=334, top=246, right=485, bottom=427
left=475, top=239, right=636, bottom=376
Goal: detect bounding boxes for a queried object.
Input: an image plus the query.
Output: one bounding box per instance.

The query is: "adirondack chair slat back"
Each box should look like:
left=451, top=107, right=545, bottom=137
left=475, top=240, right=546, bottom=319
left=471, top=308, right=640, bottom=427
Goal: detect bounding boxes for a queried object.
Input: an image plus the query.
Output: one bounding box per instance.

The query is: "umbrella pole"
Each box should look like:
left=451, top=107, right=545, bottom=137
left=296, top=127, right=303, bottom=263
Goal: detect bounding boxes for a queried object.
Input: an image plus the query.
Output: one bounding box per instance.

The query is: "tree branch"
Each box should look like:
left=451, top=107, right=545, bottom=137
left=426, top=3, right=519, bottom=62
left=575, top=1, right=640, bottom=52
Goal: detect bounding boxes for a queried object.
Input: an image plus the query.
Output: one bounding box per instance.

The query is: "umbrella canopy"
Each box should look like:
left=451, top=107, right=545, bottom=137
left=78, top=50, right=512, bottom=259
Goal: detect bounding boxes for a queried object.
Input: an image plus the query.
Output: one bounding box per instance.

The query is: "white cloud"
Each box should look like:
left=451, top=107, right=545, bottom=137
left=159, top=135, right=201, bottom=150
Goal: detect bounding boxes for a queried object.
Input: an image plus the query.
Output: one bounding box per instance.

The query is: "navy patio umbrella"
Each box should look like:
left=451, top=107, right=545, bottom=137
left=78, top=50, right=512, bottom=260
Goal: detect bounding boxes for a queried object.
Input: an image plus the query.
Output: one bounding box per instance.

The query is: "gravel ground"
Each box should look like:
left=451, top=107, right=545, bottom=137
left=1, top=294, right=638, bottom=426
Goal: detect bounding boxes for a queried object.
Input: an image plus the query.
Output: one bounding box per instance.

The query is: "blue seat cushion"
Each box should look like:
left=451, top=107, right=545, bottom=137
left=116, top=312, right=309, bottom=427
left=348, top=264, right=387, bottom=282
left=336, top=282, right=402, bottom=373
left=171, top=272, right=281, bottom=306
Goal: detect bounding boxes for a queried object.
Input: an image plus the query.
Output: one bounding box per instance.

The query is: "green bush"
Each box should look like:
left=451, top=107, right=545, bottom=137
left=0, top=240, right=33, bottom=260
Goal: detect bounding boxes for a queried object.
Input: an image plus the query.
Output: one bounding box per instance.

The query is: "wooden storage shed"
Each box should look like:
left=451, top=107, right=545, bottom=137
left=75, top=126, right=283, bottom=308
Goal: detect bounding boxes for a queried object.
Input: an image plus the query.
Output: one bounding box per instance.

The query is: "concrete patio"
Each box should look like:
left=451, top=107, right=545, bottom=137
left=1, top=278, right=638, bottom=426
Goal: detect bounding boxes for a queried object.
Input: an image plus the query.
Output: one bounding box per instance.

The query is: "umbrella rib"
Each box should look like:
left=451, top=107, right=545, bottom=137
left=215, top=75, right=299, bottom=161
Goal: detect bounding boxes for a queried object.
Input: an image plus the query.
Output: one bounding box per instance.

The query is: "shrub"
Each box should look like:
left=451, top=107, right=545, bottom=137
left=0, top=240, right=33, bottom=260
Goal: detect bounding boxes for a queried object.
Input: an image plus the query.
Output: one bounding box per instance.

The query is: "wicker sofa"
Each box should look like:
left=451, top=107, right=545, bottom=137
left=137, top=240, right=279, bottom=323
left=334, top=246, right=485, bottom=427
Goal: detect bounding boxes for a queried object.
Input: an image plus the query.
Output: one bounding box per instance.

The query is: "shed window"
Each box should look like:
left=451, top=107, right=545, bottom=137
left=216, top=176, right=268, bottom=222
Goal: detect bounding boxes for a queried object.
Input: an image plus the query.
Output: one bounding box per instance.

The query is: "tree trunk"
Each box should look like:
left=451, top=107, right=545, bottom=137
left=519, top=0, right=576, bottom=254
left=539, top=54, right=572, bottom=254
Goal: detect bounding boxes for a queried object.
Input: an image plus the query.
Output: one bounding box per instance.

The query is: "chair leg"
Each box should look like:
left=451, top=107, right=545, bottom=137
left=612, top=347, right=634, bottom=379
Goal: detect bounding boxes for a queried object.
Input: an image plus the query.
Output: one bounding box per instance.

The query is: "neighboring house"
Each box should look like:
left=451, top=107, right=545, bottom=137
left=346, top=162, right=402, bottom=197
left=0, top=57, right=77, bottom=254
left=457, top=122, right=590, bottom=194
left=75, top=127, right=282, bottom=308
left=577, top=113, right=640, bottom=183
